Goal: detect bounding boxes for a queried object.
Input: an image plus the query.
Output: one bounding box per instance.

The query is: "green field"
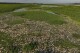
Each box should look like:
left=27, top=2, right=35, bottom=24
left=0, top=4, right=27, bottom=13
left=1, top=4, right=80, bottom=23
left=42, top=6, right=80, bottom=22
left=0, top=4, right=80, bottom=53
left=0, top=4, right=40, bottom=13
left=12, top=11, right=66, bottom=25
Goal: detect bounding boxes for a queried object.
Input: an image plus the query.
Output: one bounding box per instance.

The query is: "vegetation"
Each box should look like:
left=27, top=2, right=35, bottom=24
left=43, top=6, right=80, bottom=22
left=12, top=11, right=66, bottom=25
left=72, top=33, right=80, bottom=39
left=0, top=4, right=40, bottom=13
left=0, top=4, right=80, bottom=53
left=24, top=41, right=38, bottom=52
left=54, top=39, right=79, bottom=48
left=5, top=18, right=25, bottom=25
left=0, top=32, right=11, bottom=46
left=0, top=32, right=37, bottom=53
left=0, top=4, right=28, bottom=13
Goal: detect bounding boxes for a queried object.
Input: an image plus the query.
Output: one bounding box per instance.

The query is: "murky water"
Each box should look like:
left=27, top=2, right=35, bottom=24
left=13, top=8, right=27, bottom=12
left=46, top=11, right=56, bottom=15
left=13, top=8, right=56, bottom=15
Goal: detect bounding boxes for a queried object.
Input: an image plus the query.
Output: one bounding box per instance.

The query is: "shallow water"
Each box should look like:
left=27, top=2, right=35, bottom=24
left=45, top=11, right=56, bottom=15
left=13, top=8, right=27, bottom=12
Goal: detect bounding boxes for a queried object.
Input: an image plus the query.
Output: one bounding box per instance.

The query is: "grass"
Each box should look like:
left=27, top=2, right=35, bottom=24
left=0, top=31, right=14, bottom=53
left=0, top=4, right=80, bottom=52
left=72, top=33, right=80, bottom=39
left=0, top=31, right=38, bottom=52
left=5, top=18, right=25, bottom=25
left=0, top=4, right=41, bottom=13
left=24, top=41, right=38, bottom=52
left=12, top=11, right=66, bottom=25
left=42, top=6, right=80, bottom=22
left=0, top=31, right=11, bottom=45
left=0, top=32, right=29, bottom=53
left=0, top=4, right=28, bottom=13
left=54, top=39, right=80, bottom=49
left=0, top=32, right=23, bottom=53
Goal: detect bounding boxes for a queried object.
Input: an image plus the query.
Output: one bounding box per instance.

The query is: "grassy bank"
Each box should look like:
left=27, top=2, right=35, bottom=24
left=43, top=6, right=80, bottom=22
left=0, top=4, right=40, bottom=13
left=12, top=11, right=66, bottom=25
